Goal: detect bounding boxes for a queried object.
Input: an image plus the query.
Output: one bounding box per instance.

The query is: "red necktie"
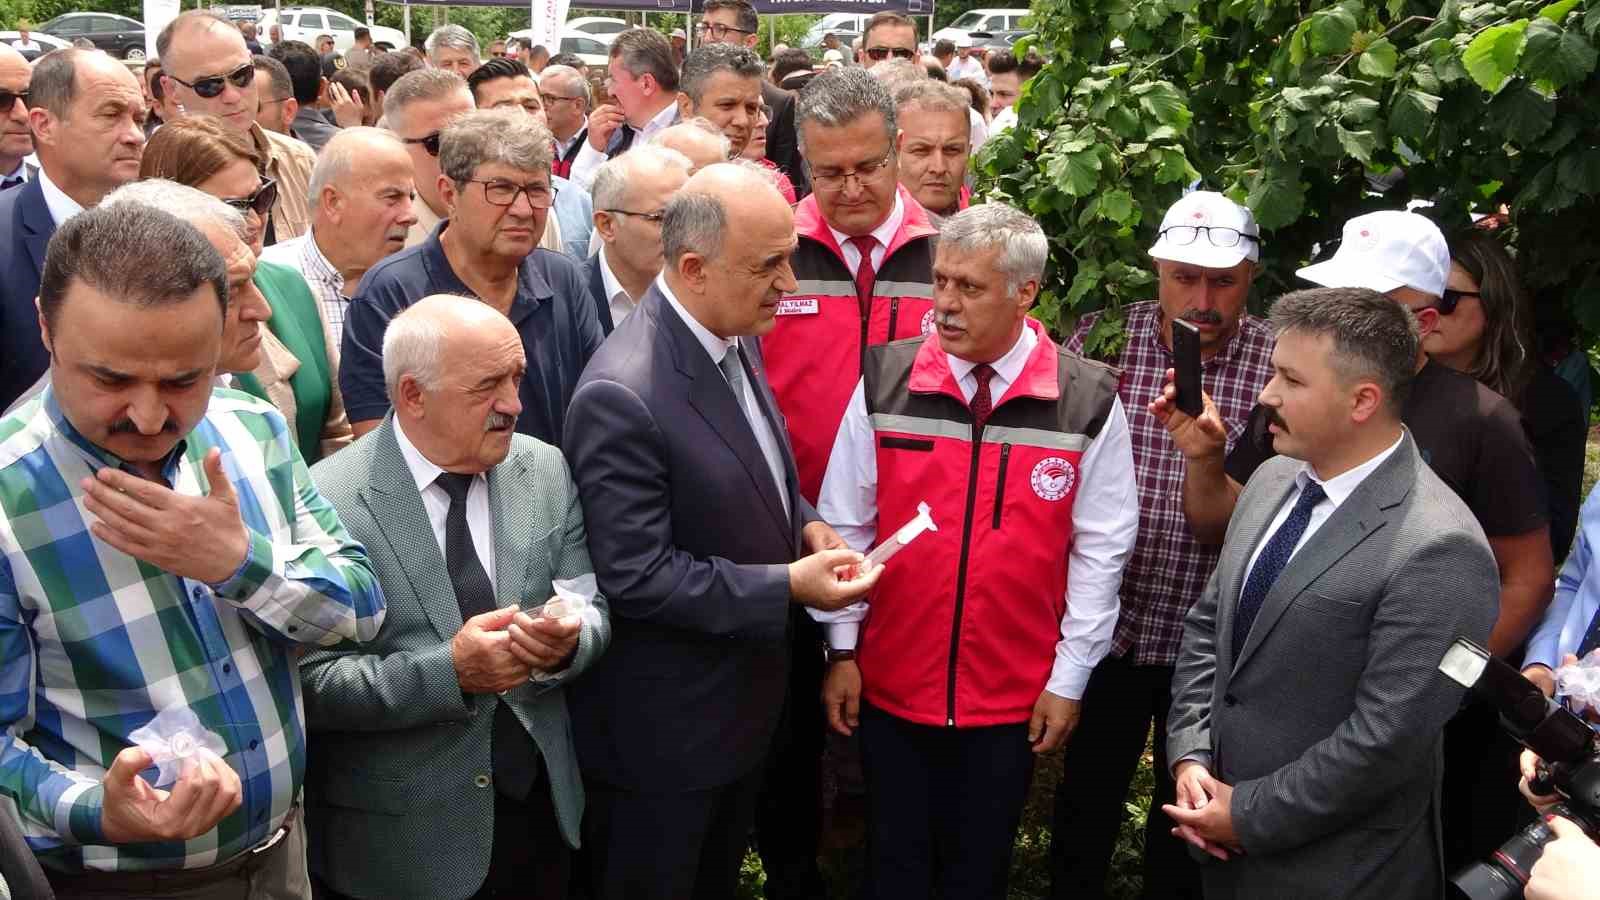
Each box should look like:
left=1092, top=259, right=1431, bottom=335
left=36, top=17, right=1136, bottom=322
left=970, top=364, right=996, bottom=426
left=848, top=235, right=878, bottom=302
left=551, top=141, right=572, bottom=179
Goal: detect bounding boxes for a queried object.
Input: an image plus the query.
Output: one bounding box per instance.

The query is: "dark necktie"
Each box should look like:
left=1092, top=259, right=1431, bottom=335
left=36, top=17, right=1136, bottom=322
left=434, top=472, right=539, bottom=801
left=1575, top=603, right=1600, bottom=659
left=0, top=176, right=21, bottom=191
left=848, top=235, right=879, bottom=303
left=969, top=363, right=997, bottom=428
left=1233, top=481, right=1328, bottom=660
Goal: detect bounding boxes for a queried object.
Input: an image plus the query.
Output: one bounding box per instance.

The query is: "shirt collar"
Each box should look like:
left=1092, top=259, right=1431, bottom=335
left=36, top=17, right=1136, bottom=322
left=638, top=101, right=679, bottom=138
left=598, top=245, right=633, bottom=308
left=421, top=221, right=553, bottom=322
left=1298, top=429, right=1406, bottom=508
left=302, top=229, right=345, bottom=292
left=392, top=415, right=477, bottom=496
left=1, top=159, right=25, bottom=181
left=36, top=167, right=84, bottom=228
left=657, top=274, right=736, bottom=365
left=826, top=191, right=904, bottom=257
left=947, top=324, right=1036, bottom=394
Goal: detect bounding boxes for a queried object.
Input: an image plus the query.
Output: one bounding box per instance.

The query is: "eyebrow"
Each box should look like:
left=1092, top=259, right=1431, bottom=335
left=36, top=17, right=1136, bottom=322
left=85, top=364, right=207, bottom=383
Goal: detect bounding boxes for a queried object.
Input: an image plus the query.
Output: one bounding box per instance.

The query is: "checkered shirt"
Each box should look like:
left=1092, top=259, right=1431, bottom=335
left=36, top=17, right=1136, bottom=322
left=0, top=388, right=385, bottom=872
left=1067, top=300, right=1276, bottom=666
left=260, top=232, right=348, bottom=348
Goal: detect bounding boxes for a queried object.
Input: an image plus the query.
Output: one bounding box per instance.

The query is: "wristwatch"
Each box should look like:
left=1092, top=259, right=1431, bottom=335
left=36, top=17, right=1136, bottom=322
left=824, top=646, right=857, bottom=664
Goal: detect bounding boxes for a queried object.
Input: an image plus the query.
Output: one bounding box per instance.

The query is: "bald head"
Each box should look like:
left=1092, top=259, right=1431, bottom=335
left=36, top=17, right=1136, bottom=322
left=309, top=127, right=418, bottom=277
left=648, top=119, right=730, bottom=174
left=159, top=11, right=257, bottom=133
left=0, top=44, right=31, bottom=172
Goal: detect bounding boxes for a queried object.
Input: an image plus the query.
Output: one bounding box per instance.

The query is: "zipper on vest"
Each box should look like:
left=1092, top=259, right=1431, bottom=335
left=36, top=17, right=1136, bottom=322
left=947, top=420, right=983, bottom=727
left=857, top=292, right=871, bottom=377
left=992, top=443, right=1011, bottom=529
left=887, top=296, right=901, bottom=339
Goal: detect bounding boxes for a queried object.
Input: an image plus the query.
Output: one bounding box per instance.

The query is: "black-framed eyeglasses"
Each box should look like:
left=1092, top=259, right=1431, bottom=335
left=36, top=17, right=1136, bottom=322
left=1433, top=288, right=1480, bottom=316
left=221, top=176, right=278, bottom=218
left=863, top=46, right=916, bottom=61
left=603, top=208, right=665, bottom=224
left=0, top=89, right=28, bottom=110
left=403, top=130, right=442, bottom=157
left=807, top=148, right=895, bottom=194
left=166, top=62, right=256, bottom=99
left=469, top=178, right=557, bottom=208
left=695, top=22, right=754, bottom=39
left=540, top=93, right=584, bottom=108
left=1159, top=225, right=1258, bottom=249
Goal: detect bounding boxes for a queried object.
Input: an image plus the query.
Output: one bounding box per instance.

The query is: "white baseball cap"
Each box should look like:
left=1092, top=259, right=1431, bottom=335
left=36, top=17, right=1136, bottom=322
left=822, top=48, right=845, bottom=64
left=1296, top=210, right=1450, bottom=298
left=1148, top=191, right=1261, bottom=268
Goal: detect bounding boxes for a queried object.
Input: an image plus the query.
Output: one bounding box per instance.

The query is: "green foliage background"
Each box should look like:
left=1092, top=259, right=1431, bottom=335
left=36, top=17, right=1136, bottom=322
left=976, top=0, right=1600, bottom=355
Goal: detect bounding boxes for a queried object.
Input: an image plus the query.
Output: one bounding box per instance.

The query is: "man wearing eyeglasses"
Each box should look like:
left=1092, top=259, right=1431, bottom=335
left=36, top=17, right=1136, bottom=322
left=1050, top=191, right=1276, bottom=900
left=586, top=145, right=691, bottom=335
left=341, top=109, right=604, bottom=449
left=157, top=10, right=317, bottom=243
left=1173, top=209, right=1554, bottom=877
left=857, top=11, right=921, bottom=67
left=696, top=0, right=809, bottom=200
left=541, top=64, right=591, bottom=179
left=0, top=48, right=147, bottom=413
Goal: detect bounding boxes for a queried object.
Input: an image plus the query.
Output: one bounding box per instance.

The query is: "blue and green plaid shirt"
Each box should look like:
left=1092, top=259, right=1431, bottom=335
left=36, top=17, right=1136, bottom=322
left=0, top=387, right=385, bottom=873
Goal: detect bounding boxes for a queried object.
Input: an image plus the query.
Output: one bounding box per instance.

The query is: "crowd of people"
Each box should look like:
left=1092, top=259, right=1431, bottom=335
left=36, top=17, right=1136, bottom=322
left=0, top=3, right=1595, bottom=900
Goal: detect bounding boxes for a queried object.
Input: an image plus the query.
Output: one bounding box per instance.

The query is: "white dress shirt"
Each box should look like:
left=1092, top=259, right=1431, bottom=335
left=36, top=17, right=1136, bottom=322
left=948, top=55, right=988, bottom=85
left=597, top=246, right=638, bottom=328
left=1238, top=431, right=1405, bottom=598
left=568, top=101, right=679, bottom=191
left=658, top=275, right=790, bottom=518
left=37, top=168, right=84, bottom=228
left=827, top=192, right=905, bottom=277
left=813, top=325, right=1140, bottom=700
left=394, top=417, right=496, bottom=582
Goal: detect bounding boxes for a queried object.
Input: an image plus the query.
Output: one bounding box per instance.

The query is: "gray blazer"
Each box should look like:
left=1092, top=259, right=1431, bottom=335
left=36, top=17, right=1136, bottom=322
left=300, top=418, right=610, bottom=900
left=1166, top=431, right=1498, bottom=900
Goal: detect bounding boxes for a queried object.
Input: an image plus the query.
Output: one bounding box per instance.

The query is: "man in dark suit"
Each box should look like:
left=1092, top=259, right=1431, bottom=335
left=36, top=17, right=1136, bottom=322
left=0, top=46, right=34, bottom=190
left=1161, top=287, right=1500, bottom=899
left=305, top=296, right=609, bottom=900
left=0, top=48, right=146, bottom=411
left=585, top=144, right=690, bottom=335
left=563, top=163, right=880, bottom=900
left=693, top=0, right=809, bottom=199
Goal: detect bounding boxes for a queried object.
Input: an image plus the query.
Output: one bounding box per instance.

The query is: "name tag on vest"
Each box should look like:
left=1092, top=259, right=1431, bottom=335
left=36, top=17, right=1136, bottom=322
left=776, top=298, right=820, bottom=316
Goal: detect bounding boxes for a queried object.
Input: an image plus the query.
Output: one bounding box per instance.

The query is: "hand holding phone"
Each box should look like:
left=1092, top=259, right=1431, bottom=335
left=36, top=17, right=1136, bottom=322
left=1172, top=319, right=1204, bottom=418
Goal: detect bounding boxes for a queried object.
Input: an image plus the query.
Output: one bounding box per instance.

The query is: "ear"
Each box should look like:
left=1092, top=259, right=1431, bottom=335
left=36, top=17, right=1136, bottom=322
left=1016, top=279, right=1040, bottom=312
left=282, top=97, right=300, bottom=127
left=27, top=106, right=52, bottom=147
left=1412, top=305, right=1441, bottom=338
left=679, top=251, right=709, bottom=293
left=321, top=185, right=344, bottom=224
left=675, top=92, right=691, bottom=120
left=742, top=33, right=759, bottom=50
left=395, top=373, right=427, bottom=418
left=594, top=209, right=619, bottom=243
left=35, top=295, right=51, bottom=355
left=1349, top=381, right=1384, bottom=425
left=438, top=173, right=458, bottom=212
left=895, top=128, right=907, bottom=153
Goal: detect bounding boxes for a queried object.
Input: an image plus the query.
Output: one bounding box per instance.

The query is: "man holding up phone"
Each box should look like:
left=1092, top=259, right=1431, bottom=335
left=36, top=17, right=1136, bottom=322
left=1053, top=191, right=1277, bottom=900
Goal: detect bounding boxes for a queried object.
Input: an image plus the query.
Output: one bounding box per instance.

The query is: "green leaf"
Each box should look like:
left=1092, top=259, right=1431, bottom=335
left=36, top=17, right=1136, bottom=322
left=1486, top=82, right=1556, bottom=141
left=1152, top=147, right=1196, bottom=183
left=1289, top=19, right=1312, bottom=66
left=1411, top=63, right=1443, bottom=93
left=1099, top=190, right=1137, bottom=225
left=1358, top=37, right=1399, bottom=78
left=1133, top=82, right=1193, bottom=132
left=1557, top=149, right=1600, bottom=194
left=1081, top=307, right=1125, bottom=356
left=1388, top=89, right=1442, bottom=141
left=1046, top=149, right=1104, bottom=197
left=1538, top=0, right=1581, bottom=22
left=1336, top=126, right=1380, bottom=163
left=1245, top=166, right=1305, bottom=229
left=1107, top=104, right=1142, bottom=138
left=1340, top=96, right=1382, bottom=123
left=1064, top=262, right=1103, bottom=308
left=1521, top=18, right=1599, bottom=87
left=1462, top=20, right=1530, bottom=92
left=1308, top=3, right=1359, bottom=55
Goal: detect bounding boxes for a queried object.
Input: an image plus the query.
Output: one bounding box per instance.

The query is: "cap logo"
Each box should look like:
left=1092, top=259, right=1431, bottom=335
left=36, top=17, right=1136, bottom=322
left=1354, top=227, right=1380, bottom=252
left=1187, top=207, right=1211, bottom=226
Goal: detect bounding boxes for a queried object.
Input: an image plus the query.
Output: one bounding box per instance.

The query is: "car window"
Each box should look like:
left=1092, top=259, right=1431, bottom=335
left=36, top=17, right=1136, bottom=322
left=590, top=22, right=626, bottom=34
left=329, top=14, right=360, bottom=31
left=46, top=18, right=83, bottom=35
left=92, top=16, right=122, bottom=31
left=299, top=13, right=324, bottom=29
left=563, top=36, right=605, bottom=54
left=951, top=11, right=985, bottom=28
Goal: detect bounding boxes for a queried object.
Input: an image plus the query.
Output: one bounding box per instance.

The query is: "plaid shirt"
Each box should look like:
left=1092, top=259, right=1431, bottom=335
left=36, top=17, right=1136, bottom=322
left=1067, top=301, right=1275, bottom=666
left=259, top=231, right=348, bottom=348
left=0, top=388, right=385, bottom=873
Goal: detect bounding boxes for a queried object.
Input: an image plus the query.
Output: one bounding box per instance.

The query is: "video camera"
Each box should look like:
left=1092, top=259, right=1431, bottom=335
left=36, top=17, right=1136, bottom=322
left=1437, top=638, right=1600, bottom=900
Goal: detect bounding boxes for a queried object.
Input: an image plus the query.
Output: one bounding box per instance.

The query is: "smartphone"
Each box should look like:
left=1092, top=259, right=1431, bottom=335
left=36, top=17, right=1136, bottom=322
left=1172, top=319, right=1204, bottom=418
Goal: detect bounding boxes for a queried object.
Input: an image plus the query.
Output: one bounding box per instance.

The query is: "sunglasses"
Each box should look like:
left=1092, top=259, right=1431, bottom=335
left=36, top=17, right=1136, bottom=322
left=167, top=62, right=256, bottom=100
left=863, top=46, right=916, bottom=61
left=222, top=176, right=278, bottom=218
left=404, top=130, right=442, bottom=157
left=0, top=89, right=28, bottom=110
left=1434, top=288, right=1480, bottom=315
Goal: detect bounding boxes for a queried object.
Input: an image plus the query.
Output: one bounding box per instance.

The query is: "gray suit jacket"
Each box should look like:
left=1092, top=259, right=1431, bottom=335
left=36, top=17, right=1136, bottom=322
left=1166, top=431, right=1498, bottom=900
left=301, top=418, right=610, bottom=900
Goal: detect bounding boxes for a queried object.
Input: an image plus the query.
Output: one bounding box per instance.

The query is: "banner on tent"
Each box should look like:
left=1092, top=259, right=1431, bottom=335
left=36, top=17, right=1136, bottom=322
left=527, top=0, right=572, bottom=50
left=392, top=0, right=931, bottom=15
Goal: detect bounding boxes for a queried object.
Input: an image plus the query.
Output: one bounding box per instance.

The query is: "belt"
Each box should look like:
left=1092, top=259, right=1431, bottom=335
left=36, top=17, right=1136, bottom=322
left=45, top=807, right=296, bottom=894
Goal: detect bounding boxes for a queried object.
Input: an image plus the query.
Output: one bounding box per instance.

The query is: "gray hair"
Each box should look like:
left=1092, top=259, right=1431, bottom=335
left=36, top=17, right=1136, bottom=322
left=591, top=144, right=692, bottom=213
left=661, top=189, right=727, bottom=266
left=895, top=79, right=971, bottom=116
left=609, top=28, right=679, bottom=92
left=28, top=48, right=89, bottom=118
left=382, top=68, right=469, bottom=132
left=382, top=299, right=448, bottom=397
left=938, top=204, right=1048, bottom=295
left=539, top=64, right=589, bottom=106
left=646, top=118, right=732, bottom=162
left=425, top=24, right=480, bottom=64
left=868, top=57, right=925, bottom=95
left=1268, top=287, right=1421, bottom=410
left=795, top=64, right=896, bottom=153
left=310, top=127, right=405, bottom=207
left=680, top=44, right=764, bottom=105
left=100, top=179, right=249, bottom=244
left=439, top=108, right=554, bottom=184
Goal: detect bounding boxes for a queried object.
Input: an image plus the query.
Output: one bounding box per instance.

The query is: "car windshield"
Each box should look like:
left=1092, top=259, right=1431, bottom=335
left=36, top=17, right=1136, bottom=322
left=950, top=11, right=988, bottom=27
left=587, top=22, right=625, bottom=34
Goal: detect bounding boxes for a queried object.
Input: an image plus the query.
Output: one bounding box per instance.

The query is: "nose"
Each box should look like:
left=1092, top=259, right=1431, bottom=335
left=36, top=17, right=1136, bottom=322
left=496, top=383, right=522, bottom=419
left=126, top=389, right=169, bottom=436
left=397, top=196, right=419, bottom=228
left=774, top=257, right=797, bottom=294
left=244, top=286, right=271, bottom=322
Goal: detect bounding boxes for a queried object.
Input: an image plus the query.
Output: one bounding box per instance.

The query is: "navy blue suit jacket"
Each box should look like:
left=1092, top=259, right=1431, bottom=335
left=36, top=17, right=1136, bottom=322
left=581, top=251, right=614, bottom=336
left=0, top=180, right=54, bottom=411
left=562, top=286, right=818, bottom=792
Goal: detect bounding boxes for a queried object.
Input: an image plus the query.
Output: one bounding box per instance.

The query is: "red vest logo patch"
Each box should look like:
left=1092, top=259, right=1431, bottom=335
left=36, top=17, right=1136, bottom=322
left=920, top=309, right=936, bottom=336
left=1031, top=457, right=1075, bottom=501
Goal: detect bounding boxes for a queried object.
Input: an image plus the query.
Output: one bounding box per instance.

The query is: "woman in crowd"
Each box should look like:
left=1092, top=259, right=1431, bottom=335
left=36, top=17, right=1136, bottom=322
left=140, top=116, right=352, bottom=463
left=1437, top=229, right=1587, bottom=558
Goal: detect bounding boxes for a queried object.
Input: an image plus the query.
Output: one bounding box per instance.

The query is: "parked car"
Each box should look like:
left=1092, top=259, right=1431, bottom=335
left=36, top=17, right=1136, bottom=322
left=563, top=17, right=627, bottom=42
left=256, top=7, right=406, bottom=53
left=0, top=30, right=71, bottom=61
left=507, top=30, right=611, bottom=67
left=965, top=28, right=1033, bottom=52
left=800, top=12, right=872, bottom=49
left=930, top=8, right=1031, bottom=45
left=36, top=12, right=145, bottom=60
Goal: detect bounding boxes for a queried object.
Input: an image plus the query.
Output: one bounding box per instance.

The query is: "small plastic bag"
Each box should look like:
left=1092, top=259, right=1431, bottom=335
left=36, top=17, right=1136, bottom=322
left=1555, top=649, right=1600, bottom=717
left=127, top=707, right=228, bottom=789
left=532, top=574, right=595, bottom=620
left=862, top=502, right=938, bottom=570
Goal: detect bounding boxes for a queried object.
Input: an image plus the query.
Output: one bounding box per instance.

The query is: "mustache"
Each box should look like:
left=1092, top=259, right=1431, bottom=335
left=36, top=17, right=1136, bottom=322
left=1180, top=308, right=1223, bottom=326
left=936, top=311, right=965, bottom=330
left=485, top=412, right=515, bottom=431
left=1265, top=409, right=1289, bottom=434
left=109, top=419, right=178, bottom=436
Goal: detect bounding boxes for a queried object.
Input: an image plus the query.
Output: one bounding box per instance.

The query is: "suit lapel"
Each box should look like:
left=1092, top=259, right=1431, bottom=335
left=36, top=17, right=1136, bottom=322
left=587, top=255, right=615, bottom=334
left=20, top=182, right=53, bottom=278
left=359, top=420, right=464, bottom=642
left=489, top=449, right=537, bottom=605
left=1231, top=435, right=1416, bottom=675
